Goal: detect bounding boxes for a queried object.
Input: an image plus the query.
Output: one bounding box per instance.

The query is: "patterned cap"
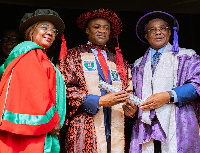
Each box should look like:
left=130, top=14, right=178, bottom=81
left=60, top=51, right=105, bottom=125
left=77, top=8, right=122, bottom=39
left=19, top=9, right=65, bottom=38
left=136, top=11, right=179, bottom=43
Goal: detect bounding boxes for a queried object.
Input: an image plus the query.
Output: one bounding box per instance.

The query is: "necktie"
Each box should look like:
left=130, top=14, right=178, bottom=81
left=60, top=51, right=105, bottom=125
left=97, top=49, right=108, bottom=82
left=150, top=50, right=161, bottom=120
left=151, top=50, right=161, bottom=75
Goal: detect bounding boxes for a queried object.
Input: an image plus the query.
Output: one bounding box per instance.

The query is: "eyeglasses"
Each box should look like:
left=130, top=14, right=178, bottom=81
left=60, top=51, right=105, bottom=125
left=39, top=24, right=58, bottom=36
left=147, top=26, right=169, bottom=34
left=1, top=36, right=20, bottom=43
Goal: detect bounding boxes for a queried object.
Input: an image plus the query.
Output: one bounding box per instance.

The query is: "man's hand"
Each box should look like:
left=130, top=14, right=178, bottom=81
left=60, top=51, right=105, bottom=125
left=49, top=122, right=61, bottom=135
left=98, top=91, right=129, bottom=107
left=122, top=101, right=137, bottom=117
left=140, top=92, right=170, bottom=111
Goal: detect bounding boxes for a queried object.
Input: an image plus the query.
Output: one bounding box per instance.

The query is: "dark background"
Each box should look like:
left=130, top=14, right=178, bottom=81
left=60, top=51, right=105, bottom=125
left=0, top=1, right=200, bottom=64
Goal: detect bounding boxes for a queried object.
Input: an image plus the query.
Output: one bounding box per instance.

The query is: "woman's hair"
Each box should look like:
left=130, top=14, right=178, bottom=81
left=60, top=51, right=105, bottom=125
left=24, top=22, right=40, bottom=41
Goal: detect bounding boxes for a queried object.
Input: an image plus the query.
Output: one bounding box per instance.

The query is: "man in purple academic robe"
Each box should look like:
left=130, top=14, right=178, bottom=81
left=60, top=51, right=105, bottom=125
left=130, top=11, right=200, bottom=153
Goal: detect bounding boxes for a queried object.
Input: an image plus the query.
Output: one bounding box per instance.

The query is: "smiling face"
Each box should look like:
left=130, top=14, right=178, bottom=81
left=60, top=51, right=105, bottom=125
left=145, top=19, right=171, bottom=50
left=86, top=18, right=110, bottom=46
left=30, top=21, right=56, bottom=49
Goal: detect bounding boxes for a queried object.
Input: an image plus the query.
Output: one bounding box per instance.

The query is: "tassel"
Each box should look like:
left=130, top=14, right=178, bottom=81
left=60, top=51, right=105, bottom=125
left=171, top=27, right=179, bottom=53
left=59, top=34, right=67, bottom=61
left=115, top=46, right=127, bottom=86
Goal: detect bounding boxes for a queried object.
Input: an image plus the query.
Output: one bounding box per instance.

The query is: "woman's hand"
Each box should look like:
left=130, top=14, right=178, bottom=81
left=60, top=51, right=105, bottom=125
left=49, top=122, right=61, bottom=135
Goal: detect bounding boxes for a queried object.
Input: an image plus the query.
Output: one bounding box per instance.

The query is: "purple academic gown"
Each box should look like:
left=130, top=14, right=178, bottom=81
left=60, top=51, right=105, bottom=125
left=130, top=48, right=200, bottom=153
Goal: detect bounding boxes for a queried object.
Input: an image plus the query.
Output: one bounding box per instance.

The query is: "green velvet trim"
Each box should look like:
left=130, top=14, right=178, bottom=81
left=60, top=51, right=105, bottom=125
left=0, top=41, right=43, bottom=75
left=44, top=133, right=60, bottom=153
left=2, top=105, right=56, bottom=125
left=53, top=65, right=66, bottom=127
left=43, top=65, right=66, bottom=153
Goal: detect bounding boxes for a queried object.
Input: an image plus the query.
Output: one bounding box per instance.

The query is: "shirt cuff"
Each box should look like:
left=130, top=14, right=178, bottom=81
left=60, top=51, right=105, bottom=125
left=171, top=90, right=178, bottom=103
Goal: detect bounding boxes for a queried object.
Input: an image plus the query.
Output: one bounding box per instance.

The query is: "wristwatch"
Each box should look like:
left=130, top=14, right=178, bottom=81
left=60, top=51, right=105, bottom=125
left=167, top=91, right=174, bottom=103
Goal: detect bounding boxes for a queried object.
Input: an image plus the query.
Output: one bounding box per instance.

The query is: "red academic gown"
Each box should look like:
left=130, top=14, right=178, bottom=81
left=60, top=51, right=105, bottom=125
left=0, top=47, right=60, bottom=152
